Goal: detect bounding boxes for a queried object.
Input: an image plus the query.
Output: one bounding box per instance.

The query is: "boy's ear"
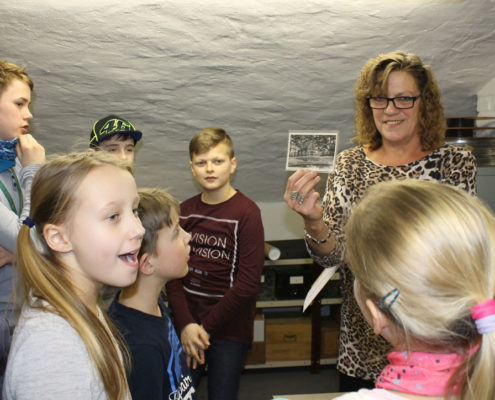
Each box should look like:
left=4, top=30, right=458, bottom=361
left=230, top=156, right=237, bottom=174
left=87, top=147, right=95, bottom=154
left=43, top=223, right=72, bottom=253
left=365, top=299, right=391, bottom=336
left=138, top=253, right=154, bottom=276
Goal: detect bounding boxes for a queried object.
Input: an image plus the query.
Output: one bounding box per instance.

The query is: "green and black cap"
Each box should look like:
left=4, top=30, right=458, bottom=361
left=89, top=115, right=142, bottom=148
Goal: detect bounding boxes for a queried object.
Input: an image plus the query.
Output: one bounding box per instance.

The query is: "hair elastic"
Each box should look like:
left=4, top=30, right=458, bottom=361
left=471, top=299, right=495, bottom=335
left=22, top=217, right=35, bottom=228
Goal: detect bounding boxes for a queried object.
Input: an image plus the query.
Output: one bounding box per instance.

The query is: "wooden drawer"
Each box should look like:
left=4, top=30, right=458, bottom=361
left=245, top=341, right=265, bottom=365
left=265, top=316, right=311, bottom=361
left=320, top=323, right=339, bottom=358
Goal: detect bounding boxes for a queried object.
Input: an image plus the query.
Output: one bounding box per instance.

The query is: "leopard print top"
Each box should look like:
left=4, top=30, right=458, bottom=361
left=309, top=144, right=477, bottom=381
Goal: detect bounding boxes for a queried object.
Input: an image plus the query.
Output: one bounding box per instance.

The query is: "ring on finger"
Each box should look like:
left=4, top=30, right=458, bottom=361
left=290, top=190, right=299, bottom=201
left=298, top=194, right=305, bottom=205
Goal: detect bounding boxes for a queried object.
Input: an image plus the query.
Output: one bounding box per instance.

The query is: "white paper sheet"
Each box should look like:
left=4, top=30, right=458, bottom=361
left=303, top=266, right=338, bottom=312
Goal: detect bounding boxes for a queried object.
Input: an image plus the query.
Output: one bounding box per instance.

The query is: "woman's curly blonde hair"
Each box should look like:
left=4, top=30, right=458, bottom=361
left=354, top=50, right=445, bottom=151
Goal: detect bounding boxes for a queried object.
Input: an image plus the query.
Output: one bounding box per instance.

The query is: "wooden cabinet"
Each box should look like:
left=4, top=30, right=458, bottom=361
left=245, top=239, right=341, bottom=372
left=265, top=315, right=312, bottom=362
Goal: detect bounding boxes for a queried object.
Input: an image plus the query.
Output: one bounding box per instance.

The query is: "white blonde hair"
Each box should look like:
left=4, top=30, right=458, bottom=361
left=345, top=179, right=495, bottom=400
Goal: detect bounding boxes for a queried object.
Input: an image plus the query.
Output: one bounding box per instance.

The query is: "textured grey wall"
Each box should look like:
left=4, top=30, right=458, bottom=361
left=1, top=0, right=495, bottom=202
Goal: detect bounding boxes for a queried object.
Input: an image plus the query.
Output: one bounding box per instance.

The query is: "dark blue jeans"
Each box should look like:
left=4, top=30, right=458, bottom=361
left=191, top=338, right=249, bottom=400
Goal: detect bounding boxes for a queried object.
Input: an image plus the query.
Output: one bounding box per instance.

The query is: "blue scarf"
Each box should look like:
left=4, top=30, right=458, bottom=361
left=0, top=138, right=19, bottom=172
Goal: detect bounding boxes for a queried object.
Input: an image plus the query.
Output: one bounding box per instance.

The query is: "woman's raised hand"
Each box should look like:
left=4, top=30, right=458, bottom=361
left=284, top=169, right=323, bottom=223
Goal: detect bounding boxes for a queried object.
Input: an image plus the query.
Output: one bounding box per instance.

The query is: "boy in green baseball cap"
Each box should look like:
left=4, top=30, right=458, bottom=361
left=89, top=114, right=142, bottom=162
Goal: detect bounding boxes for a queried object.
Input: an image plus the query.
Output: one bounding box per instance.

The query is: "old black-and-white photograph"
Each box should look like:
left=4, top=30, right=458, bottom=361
left=286, top=131, right=339, bottom=172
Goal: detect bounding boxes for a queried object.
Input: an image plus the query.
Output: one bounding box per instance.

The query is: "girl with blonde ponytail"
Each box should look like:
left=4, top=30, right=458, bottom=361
left=3, top=152, right=145, bottom=400
left=336, top=179, right=495, bottom=400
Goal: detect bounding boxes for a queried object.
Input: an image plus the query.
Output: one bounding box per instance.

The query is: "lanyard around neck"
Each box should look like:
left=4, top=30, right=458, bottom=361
left=0, top=167, right=23, bottom=216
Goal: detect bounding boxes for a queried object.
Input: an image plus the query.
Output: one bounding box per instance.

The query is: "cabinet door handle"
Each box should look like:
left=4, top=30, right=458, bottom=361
left=283, top=334, right=297, bottom=342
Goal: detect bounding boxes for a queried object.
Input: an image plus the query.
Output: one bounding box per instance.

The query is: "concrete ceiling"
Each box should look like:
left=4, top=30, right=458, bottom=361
left=1, top=0, right=494, bottom=202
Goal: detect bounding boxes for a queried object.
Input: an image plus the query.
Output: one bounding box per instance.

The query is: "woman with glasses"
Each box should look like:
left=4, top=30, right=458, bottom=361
left=284, top=50, right=477, bottom=392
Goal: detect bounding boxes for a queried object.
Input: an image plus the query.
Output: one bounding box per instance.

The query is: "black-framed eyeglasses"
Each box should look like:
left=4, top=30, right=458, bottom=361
left=368, top=95, right=421, bottom=110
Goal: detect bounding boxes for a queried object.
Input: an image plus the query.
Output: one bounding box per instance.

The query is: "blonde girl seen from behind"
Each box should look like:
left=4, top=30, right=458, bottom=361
left=3, top=151, right=145, bottom=400
left=340, top=180, right=494, bottom=400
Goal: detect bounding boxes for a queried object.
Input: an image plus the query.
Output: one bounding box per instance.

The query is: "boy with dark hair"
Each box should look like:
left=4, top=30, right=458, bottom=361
left=166, top=127, right=265, bottom=400
left=89, top=114, right=142, bottom=162
left=109, top=188, right=196, bottom=400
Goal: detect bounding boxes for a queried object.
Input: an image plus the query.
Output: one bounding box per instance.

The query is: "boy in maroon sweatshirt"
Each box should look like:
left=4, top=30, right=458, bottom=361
left=166, top=127, right=264, bottom=400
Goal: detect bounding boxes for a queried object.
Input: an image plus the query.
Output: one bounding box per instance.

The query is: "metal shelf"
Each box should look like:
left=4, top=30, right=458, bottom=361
left=264, top=258, right=313, bottom=266
left=245, top=358, right=338, bottom=370
left=250, top=240, right=341, bottom=372
left=256, top=297, right=342, bottom=308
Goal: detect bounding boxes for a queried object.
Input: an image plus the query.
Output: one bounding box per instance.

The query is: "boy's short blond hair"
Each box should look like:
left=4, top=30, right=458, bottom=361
left=189, top=127, right=234, bottom=159
left=0, top=58, right=33, bottom=95
left=137, top=188, right=180, bottom=257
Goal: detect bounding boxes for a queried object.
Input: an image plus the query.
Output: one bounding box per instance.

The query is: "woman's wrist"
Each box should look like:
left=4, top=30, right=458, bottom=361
left=303, top=221, right=331, bottom=244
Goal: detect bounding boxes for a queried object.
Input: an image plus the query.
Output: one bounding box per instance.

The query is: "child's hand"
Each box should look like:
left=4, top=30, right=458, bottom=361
left=181, top=323, right=210, bottom=365
left=185, top=348, right=205, bottom=370
left=198, top=324, right=210, bottom=346
left=0, top=245, right=14, bottom=268
left=16, top=134, right=45, bottom=167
